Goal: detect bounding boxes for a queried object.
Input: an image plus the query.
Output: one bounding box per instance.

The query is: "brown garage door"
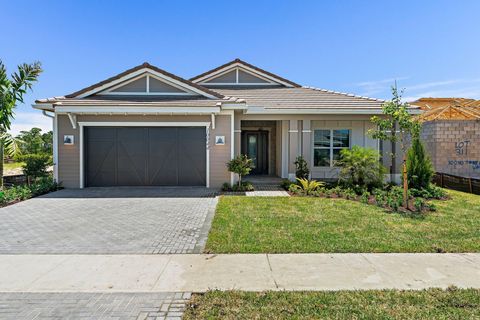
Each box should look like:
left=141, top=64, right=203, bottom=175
left=85, top=127, right=206, bottom=187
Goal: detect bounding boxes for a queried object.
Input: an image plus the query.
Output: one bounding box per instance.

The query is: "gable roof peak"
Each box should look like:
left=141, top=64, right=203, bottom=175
left=190, top=58, right=301, bottom=87
left=65, top=62, right=223, bottom=99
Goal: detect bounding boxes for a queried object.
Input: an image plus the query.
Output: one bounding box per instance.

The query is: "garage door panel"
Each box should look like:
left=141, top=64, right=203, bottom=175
left=85, top=128, right=117, bottom=187
left=117, top=128, right=148, bottom=186
left=85, top=126, right=206, bottom=187
left=147, top=128, right=178, bottom=186
left=178, top=128, right=206, bottom=186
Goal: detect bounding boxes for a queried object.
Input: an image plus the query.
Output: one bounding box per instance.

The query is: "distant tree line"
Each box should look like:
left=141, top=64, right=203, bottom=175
left=13, top=127, right=53, bottom=156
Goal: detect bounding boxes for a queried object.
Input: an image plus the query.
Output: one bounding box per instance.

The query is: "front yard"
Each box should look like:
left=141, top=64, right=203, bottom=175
left=205, top=190, right=480, bottom=253
left=184, top=288, right=480, bottom=319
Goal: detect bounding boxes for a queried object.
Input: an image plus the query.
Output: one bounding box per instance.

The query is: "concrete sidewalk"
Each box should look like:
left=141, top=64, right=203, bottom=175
left=1, top=253, right=479, bottom=292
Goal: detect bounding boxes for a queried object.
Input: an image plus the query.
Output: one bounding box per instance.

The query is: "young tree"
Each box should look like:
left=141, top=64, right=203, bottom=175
left=406, top=137, right=434, bottom=190
left=0, top=60, right=43, bottom=188
left=227, top=154, right=255, bottom=187
left=368, top=85, right=420, bottom=208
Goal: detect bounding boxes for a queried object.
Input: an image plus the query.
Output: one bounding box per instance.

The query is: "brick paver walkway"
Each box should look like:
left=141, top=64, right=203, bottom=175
left=0, top=292, right=190, bottom=320
left=0, top=188, right=217, bottom=254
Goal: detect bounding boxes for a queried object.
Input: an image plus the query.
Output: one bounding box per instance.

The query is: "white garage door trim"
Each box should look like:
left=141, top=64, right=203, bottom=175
left=78, top=122, right=211, bottom=188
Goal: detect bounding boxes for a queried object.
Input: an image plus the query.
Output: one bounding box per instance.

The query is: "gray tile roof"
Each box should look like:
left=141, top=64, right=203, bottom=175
left=212, top=87, right=388, bottom=109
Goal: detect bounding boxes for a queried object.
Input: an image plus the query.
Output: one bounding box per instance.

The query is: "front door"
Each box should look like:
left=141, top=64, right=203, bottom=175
left=242, top=131, right=268, bottom=175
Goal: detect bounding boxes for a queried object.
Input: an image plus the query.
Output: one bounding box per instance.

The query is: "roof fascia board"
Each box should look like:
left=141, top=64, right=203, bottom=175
left=32, top=103, right=54, bottom=111
left=76, top=68, right=218, bottom=99
left=244, top=107, right=422, bottom=115
left=193, top=62, right=296, bottom=87
left=54, top=106, right=221, bottom=114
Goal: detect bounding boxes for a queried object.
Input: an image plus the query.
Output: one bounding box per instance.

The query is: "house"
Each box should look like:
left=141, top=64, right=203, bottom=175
left=410, top=98, right=480, bottom=178
left=33, top=59, right=419, bottom=188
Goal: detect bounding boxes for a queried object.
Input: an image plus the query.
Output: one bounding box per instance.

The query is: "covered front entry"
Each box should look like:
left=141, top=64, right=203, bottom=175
left=242, top=131, right=269, bottom=175
left=84, top=127, right=206, bottom=187
left=240, top=120, right=279, bottom=176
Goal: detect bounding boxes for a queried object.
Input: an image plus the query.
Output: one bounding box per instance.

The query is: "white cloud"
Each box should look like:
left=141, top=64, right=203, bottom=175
left=354, top=77, right=409, bottom=96
left=354, top=76, right=480, bottom=102
left=8, top=111, right=53, bottom=136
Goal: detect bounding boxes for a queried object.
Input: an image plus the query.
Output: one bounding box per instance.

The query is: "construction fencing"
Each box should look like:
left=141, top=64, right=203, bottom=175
left=433, top=172, right=480, bottom=195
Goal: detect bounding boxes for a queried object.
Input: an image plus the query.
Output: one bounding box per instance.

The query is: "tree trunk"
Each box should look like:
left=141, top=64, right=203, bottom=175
left=403, top=157, right=408, bottom=208
left=238, top=174, right=242, bottom=187
left=0, top=140, right=3, bottom=190
left=390, top=122, right=397, bottom=180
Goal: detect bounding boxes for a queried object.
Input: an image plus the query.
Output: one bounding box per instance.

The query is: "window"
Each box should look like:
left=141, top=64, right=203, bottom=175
left=313, top=129, right=350, bottom=167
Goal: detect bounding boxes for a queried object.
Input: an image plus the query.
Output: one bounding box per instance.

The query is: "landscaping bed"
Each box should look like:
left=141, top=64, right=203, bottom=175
left=0, top=176, right=60, bottom=207
left=205, top=190, right=480, bottom=253
left=184, top=288, right=480, bottom=320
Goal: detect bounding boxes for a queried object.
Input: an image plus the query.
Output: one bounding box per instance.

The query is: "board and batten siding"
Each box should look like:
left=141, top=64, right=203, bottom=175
left=56, top=114, right=231, bottom=188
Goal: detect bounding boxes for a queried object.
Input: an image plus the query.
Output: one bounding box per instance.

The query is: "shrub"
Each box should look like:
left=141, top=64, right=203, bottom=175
left=387, top=186, right=404, bottom=211
left=410, top=184, right=447, bottom=199
left=294, top=156, right=309, bottom=180
left=28, top=176, right=59, bottom=196
left=0, top=176, right=58, bottom=206
left=222, top=181, right=254, bottom=192
left=280, top=179, right=294, bottom=190
left=324, top=188, right=333, bottom=198
left=414, top=198, right=425, bottom=213
left=20, top=153, right=52, bottom=182
left=342, top=187, right=357, bottom=200
left=337, top=146, right=386, bottom=191
left=425, top=202, right=437, bottom=212
left=360, top=191, right=370, bottom=204
left=426, top=185, right=446, bottom=199
left=221, top=182, right=230, bottom=191
left=331, top=186, right=343, bottom=197
left=290, top=178, right=324, bottom=196
left=407, top=138, right=434, bottom=190
left=373, top=188, right=387, bottom=207
left=226, top=155, right=255, bottom=187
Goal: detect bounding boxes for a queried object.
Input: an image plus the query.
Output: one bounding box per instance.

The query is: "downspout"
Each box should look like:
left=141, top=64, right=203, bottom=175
left=41, top=110, right=58, bottom=182
left=42, top=110, right=54, bottom=119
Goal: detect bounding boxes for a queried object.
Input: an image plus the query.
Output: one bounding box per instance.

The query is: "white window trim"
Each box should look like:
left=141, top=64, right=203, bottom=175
left=312, top=128, right=351, bottom=168
left=78, top=121, right=211, bottom=189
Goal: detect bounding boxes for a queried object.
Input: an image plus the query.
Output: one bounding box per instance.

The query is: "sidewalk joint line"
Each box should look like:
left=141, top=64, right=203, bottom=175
left=151, top=255, right=173, bottom=291
left=266, top=254, right=279, bottom=289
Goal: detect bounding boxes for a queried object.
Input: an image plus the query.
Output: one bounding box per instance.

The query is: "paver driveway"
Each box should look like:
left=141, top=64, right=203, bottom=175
left=0, top=187, right=217, bottom=254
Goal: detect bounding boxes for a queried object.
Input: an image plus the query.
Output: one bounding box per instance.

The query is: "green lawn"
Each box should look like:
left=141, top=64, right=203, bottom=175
left=205, top=190, right=480, bottom=253
left=184, top=289, right=480, bottom=320
left=3, top=162, right=24, bottom=171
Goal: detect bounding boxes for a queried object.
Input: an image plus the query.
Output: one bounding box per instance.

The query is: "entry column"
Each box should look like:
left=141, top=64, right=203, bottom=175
left=288, top=120, right=300, bottom=180
left=302, top=119, right=312, bottom=178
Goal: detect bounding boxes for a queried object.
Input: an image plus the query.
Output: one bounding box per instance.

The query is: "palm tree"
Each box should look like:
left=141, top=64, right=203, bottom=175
left=0, top=60, right=42, bottom=188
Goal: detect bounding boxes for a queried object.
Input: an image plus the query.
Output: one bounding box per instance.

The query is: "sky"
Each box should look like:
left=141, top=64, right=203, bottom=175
left=2, top=0, right=480, bottom=135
